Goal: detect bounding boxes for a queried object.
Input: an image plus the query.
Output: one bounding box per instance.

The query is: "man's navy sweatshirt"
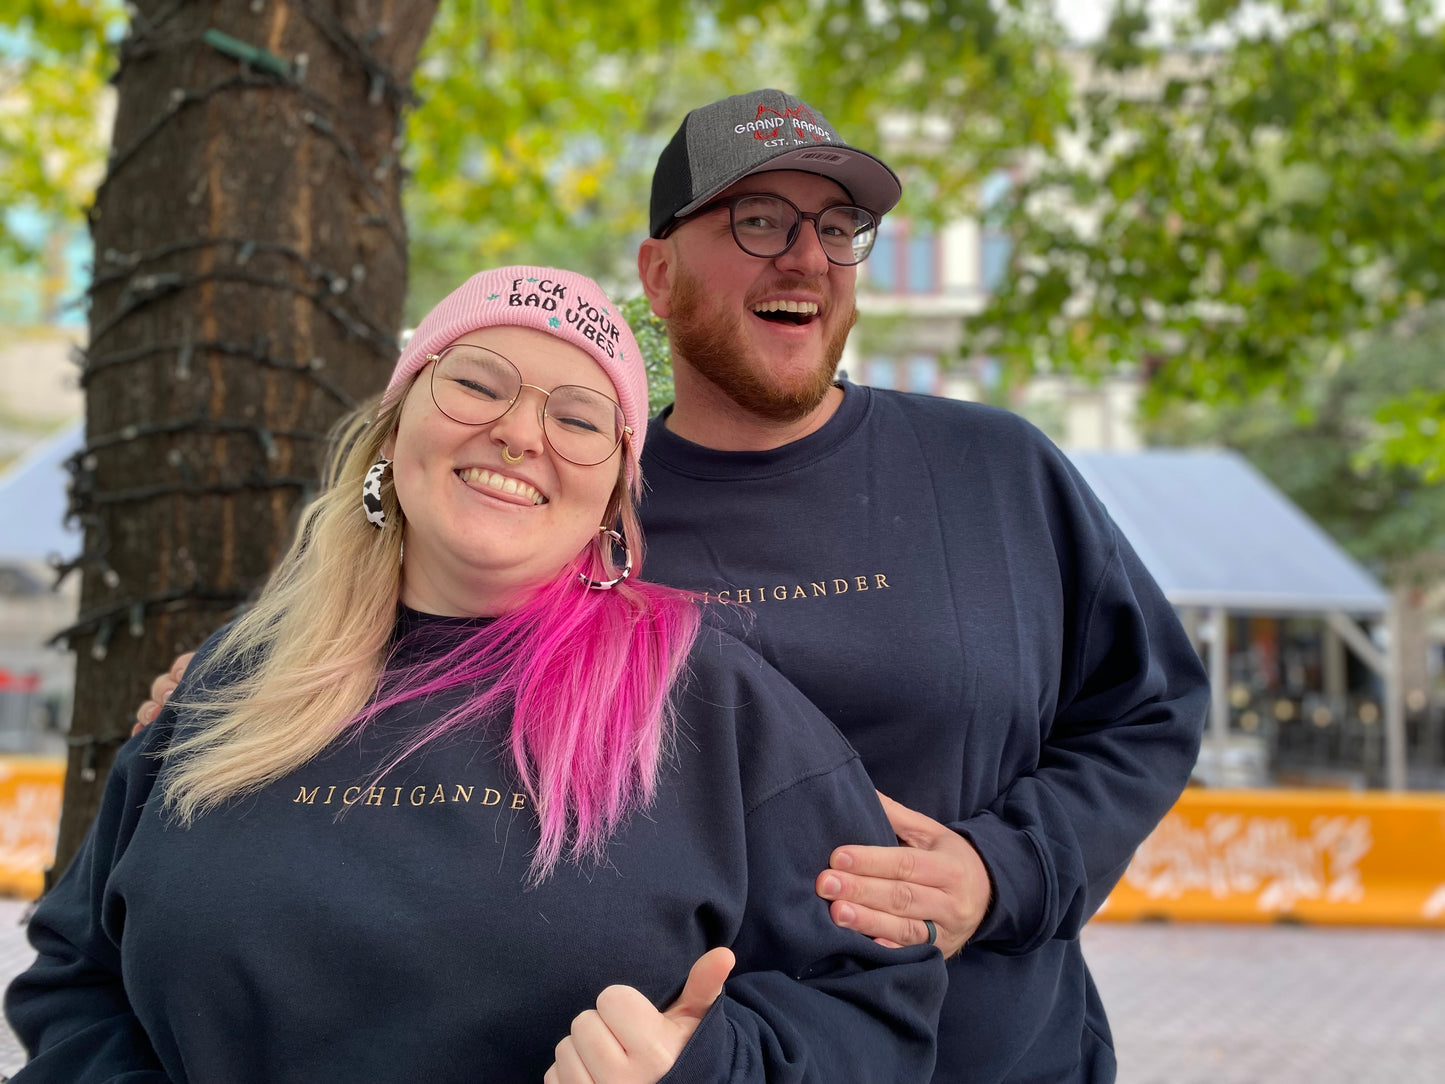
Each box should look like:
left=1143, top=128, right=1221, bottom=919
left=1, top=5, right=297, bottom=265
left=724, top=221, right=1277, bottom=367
left=638, top=381, right=1210, bottom=1083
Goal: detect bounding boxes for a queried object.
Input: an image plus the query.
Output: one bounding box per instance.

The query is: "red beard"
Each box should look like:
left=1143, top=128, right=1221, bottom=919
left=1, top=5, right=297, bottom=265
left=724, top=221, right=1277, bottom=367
left=666, top=268, right=857, bottom=424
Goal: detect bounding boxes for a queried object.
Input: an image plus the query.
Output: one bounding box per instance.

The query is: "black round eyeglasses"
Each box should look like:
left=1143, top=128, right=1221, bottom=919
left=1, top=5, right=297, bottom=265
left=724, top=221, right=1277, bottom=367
left=671, top=192, right=878, bottom=266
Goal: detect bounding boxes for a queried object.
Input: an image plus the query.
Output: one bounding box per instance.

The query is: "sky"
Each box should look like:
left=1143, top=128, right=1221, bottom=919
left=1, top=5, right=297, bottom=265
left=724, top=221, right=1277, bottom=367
left=1056, top=0, right=1117, bottom=42
left=1054, top=0, right=1445, bottom=44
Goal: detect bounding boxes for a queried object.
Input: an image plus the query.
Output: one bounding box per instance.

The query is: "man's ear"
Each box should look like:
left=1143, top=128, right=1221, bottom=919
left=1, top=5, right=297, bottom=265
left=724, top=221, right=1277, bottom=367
left=637, top=238, right=674, bottom=319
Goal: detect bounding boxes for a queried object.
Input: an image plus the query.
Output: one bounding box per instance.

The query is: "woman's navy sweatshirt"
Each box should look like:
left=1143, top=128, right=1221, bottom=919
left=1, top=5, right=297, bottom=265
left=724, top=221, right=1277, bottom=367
left=5, top=611, right=946, bottom=1082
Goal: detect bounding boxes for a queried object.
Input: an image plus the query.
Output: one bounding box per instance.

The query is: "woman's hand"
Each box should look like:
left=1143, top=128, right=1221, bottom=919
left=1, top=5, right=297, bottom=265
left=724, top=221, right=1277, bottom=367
left=543, top=947, right=734, bottom=1084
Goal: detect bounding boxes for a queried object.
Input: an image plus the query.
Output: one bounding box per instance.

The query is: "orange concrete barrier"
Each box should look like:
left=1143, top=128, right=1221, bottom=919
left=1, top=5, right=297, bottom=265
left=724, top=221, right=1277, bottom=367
left=4, top=764, right=1444, bottom=921
left=1096, top=788, right=1445, bottom=926
left=0, top=756, right=64, bottom=900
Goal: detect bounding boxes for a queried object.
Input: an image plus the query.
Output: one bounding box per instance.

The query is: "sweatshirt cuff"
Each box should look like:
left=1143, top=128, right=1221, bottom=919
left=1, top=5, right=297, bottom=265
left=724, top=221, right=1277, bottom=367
left=657, top=998, right=734, bottom=1084
left=952, top=811, right=1051, bottom=953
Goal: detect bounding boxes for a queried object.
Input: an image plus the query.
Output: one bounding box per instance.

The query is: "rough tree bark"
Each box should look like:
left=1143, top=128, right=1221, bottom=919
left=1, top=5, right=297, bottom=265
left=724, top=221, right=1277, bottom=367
left=50, top=0, right=440, bottom=881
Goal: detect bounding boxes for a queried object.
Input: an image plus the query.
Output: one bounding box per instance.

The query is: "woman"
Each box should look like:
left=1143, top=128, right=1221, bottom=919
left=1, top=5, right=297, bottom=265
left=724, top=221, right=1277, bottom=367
left=6, top=266, right=944, bottom=1083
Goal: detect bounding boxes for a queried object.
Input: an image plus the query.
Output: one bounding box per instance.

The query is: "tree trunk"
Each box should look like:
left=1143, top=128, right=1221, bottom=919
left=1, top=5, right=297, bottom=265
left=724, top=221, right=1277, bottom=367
left=50, top=0, right=439, bottom=883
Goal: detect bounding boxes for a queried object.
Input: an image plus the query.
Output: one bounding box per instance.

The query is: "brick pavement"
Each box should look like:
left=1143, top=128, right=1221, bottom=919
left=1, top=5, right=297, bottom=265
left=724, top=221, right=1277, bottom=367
left=1083, top=922, right=1445, bottom=1083
left=0, top=899, right=33, bottom=1077
left=0, top=898, right=1440, bottom=1080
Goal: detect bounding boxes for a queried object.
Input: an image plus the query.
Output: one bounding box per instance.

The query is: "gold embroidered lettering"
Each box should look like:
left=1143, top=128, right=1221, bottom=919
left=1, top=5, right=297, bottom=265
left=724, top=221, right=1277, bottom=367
left=324, top=785, right=337, bottom=805
left=772, top=586, right=788, bottom=601
left=342, top=786, right=362, bottom=805
left=833, top=578, right=849, bottom=594
left=511, top=792, right=527, bottom=810
left=718, top=590, right=731, bottom=602
left=875, top=573, right=890, bottom=589
left=410, top=785, right=428, bottom=806
left=294, top=786, right=319, bottom=804
left=482, top=788, right=502, bottom=806
left=855, top=576, right=869, bottom=592
left=430, top=784, right=446, bottom=804
left=736, top=589, right=752, bottom=603
left=453, top=784, right=474, bottom=803
left=792, top=585, right=807, bottom=598
left=365, top=786, right=386, bottom=806
left=392, top=787, right=402, bottom=807
left=811, top=581, right=826, bottom=596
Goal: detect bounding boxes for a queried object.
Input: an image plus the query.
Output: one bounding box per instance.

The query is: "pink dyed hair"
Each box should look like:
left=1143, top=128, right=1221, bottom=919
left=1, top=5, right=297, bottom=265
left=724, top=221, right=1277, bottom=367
left=356, top=552, right=701, bottom=881
left=353, top=363, right=696, bottom=878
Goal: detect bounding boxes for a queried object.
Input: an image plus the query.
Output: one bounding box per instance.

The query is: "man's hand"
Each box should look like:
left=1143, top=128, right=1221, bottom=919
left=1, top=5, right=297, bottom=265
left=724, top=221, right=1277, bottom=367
left=543, top=947, right=734, bottom=1084
left=132, top=651, right=195, bottom=735
left=815, top=791, right=991, bottom=958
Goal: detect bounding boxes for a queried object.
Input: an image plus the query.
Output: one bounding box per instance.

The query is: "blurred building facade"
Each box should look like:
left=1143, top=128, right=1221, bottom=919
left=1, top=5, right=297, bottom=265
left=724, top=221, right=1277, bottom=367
left=845, top=181, right=1144, bottom=454
left=0, top=333, right=81, bottom=755
left=0, top=201, right=87, bottom=753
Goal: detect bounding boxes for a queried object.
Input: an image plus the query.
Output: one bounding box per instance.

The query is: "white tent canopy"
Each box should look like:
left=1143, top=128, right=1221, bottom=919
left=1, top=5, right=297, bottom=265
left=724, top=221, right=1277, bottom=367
left=1066, top=448, right=1404, bottom=788
left=0, top=423, right=82, bottom=565
left=1067, top=448, right=1388, bottom=615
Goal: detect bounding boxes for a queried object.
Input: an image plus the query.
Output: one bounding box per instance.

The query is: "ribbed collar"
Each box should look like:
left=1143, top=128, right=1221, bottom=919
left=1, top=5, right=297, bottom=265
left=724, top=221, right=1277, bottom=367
left=387, top=604, right=496, bottom=668
left=641, top=380, right=872, bottom=481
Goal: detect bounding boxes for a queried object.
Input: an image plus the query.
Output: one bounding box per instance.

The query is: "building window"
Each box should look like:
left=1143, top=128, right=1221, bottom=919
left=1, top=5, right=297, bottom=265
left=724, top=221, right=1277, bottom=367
left=868, top=232, right=899, bottom=293
left=980, top=170, right=1014, bottom=295
left=863, top=356, right=898, bottom=389
left=864, top=219, right=939, bottom=296
left=862, top=354, right=940, bottom=395
left=906, top=234, right=938, bottom=294
left=905, top=355, right=940, bottom=395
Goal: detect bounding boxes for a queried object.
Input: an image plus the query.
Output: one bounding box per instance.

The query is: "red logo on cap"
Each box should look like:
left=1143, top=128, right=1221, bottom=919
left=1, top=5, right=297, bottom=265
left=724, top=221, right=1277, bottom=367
left=752, top=103, right=825, bottom=142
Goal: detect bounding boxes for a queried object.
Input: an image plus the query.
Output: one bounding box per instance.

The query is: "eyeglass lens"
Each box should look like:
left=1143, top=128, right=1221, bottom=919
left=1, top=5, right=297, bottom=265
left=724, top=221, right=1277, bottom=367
left=731, top=195, right=877, bottom=265
left=430, top=346, right=624, bottom=466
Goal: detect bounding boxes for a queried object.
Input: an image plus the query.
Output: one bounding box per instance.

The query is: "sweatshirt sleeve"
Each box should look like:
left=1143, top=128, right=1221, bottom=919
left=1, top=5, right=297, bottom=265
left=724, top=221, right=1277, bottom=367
left=0, top=617, right=245, bottom=1084
left=662, top=754, right=946, bottom=1083
left=955, top=527, right=1209, bottom=953
left=4, top=719, right=174, bottom=1083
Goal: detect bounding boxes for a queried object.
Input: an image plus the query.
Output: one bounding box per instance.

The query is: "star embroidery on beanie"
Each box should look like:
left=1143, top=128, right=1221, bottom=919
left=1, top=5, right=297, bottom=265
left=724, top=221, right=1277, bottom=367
left=527, top=277, right=538, bottom=283
left=487, top=293, right=500, bottom=300
left=548, top=316, right=561, bottom=328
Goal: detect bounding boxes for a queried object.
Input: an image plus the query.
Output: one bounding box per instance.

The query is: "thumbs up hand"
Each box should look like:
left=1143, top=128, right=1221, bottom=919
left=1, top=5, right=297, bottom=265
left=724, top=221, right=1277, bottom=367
left=543, top=947, right=735, bottom=1084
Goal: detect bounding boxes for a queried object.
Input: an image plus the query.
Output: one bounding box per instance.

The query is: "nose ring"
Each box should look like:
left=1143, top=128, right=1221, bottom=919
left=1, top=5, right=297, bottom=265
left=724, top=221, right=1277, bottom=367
left=501, top=445, right=524, bottom=465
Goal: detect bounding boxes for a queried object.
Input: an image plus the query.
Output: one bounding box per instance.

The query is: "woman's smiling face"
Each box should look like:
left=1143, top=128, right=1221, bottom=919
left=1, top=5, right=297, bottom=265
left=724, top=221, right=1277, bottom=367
left=387, top=325, right=623, bottom=616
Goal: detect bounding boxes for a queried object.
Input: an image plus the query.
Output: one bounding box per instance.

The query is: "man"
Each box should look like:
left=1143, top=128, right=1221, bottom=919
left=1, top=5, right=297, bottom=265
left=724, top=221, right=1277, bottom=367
left=633, top=89, right=1207, bottom=1082
left=140, top=90, right=1208, bottom=1081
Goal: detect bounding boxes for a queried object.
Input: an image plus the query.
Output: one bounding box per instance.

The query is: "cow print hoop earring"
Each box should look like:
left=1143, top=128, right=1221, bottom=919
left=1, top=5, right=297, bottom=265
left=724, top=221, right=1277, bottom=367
left=578, top=527, right=633, bottom=590
left=362, top=457, right=391, bottom=529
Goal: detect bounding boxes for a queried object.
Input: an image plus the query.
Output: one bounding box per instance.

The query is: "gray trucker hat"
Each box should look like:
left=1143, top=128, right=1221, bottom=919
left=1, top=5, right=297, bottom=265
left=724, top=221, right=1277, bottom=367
left=649, top=89, right=902, bottom=238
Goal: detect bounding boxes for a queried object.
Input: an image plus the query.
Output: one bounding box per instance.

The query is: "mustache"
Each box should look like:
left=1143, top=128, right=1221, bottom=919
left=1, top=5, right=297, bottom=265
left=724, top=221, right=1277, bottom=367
left=747, top=278, right=826, bottom=303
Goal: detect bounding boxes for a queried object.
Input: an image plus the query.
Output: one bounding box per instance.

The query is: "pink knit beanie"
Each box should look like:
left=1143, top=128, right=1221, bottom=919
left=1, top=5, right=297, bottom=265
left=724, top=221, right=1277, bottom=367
left=384, top=266, right=648, bottom=480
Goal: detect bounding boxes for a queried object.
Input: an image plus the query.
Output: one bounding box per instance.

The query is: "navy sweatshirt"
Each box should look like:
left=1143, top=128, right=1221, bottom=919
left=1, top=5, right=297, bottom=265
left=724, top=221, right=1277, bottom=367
left=638, top=382, right=1210, bottom=1083
left=5, top=611, right=946, bottom=1082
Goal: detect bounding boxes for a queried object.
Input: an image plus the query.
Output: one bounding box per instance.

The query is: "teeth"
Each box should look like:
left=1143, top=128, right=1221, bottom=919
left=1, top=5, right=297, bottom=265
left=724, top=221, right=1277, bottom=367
left=752, top=299, right=819, bottom=316
left=458, top=468, right=546, bottom=505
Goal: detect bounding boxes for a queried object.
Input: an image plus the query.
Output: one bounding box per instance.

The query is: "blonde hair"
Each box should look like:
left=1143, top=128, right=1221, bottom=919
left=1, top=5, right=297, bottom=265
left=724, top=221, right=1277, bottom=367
left=161, top=396, right=406, bottom=822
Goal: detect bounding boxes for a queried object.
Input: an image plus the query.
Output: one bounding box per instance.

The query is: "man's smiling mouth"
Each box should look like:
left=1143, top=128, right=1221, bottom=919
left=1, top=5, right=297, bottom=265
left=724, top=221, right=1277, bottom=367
left=751, top=300, right=819, bottom=326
